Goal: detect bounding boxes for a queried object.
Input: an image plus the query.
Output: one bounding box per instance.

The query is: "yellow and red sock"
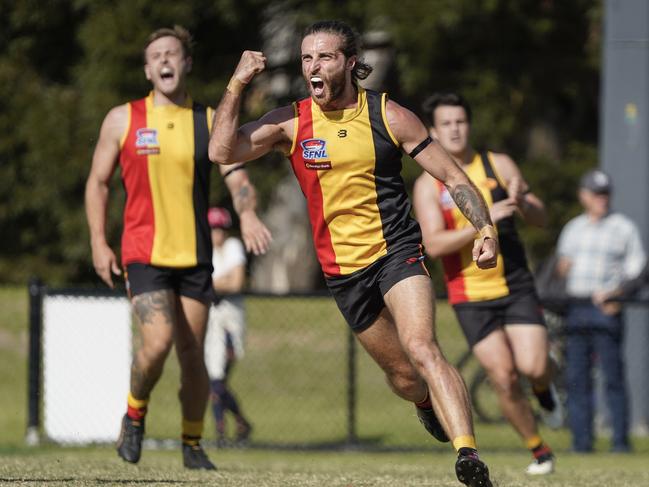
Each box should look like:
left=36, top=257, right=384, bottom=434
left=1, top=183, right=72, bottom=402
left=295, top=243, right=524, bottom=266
left=127, top=392, right=148, bottom=421
left=526, top=435, right=553, bottom=459
left=453, top=435, right=478, bottom=453
left=182, top=419, right=204, bottom=446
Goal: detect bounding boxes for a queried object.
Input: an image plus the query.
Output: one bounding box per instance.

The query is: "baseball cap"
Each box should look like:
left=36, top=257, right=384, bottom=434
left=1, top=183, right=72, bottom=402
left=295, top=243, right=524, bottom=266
left=580, top=169, right=612, bottom=194
left=207, top=207, right=232, bottom=229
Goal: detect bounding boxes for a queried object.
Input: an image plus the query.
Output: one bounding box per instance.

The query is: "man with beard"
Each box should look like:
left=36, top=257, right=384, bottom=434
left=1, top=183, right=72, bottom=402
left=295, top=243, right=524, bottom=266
left=85, top=26, right=271, bottom=470
left=208, top=20, right=497, bottom=487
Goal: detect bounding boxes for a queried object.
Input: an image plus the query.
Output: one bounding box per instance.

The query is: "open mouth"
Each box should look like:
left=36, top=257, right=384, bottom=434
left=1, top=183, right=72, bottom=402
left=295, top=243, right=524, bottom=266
left=160, top=67, right=175, bottom=82
left=310, top=76, right=324, bottom=97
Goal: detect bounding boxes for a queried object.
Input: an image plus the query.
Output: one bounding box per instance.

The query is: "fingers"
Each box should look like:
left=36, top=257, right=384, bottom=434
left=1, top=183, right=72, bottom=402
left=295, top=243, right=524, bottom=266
left=235, top=50, right=267, bottom=84
left=243, top=225, right=273, bottom=256
left=473, top=238, right=498, bottom=269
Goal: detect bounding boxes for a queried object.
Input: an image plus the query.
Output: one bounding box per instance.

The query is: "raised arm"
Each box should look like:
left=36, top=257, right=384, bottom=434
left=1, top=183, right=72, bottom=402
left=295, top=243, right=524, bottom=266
left=219, top=164, right=272, bottom=256
left=208, top=50, right=293, bottom=165
left=84, top=105, right=127, bottom=288
left=386, top=100, right=497, bottom=268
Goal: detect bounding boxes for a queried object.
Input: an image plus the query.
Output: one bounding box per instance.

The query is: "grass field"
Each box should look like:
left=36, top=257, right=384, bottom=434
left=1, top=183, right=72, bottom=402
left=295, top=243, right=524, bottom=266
left=1, top=285, right=648, bottom=486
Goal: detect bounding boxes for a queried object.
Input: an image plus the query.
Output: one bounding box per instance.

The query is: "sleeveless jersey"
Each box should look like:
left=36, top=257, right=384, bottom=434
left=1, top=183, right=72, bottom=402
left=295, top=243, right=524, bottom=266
left=437, top=152, right=535, bottom=304
left=288, top=87, right=421, bottom=277
left=119, top=92, right=213, bottom=268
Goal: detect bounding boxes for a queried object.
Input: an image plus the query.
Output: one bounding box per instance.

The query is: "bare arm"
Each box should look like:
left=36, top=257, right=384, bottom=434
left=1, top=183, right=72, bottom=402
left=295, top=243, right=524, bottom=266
left=491, top=152, right=547, bottom=227
left=84, top=105, right=127, bottom=288
left=412, top=173, right=477, bottom=259
left=219, top=164, right=272, bottom=255
left=386, top=100, right=497, bottom=268
left=208, top=50, right=293, bottom=165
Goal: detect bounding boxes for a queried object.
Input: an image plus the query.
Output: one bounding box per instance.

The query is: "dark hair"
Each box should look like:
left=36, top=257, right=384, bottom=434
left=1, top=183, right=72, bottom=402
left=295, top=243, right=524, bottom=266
left=303, top=20, right=373, bottom=81
left=143, top=25, right=193, bottom=62
left=421, top=92, right=472, bottom=126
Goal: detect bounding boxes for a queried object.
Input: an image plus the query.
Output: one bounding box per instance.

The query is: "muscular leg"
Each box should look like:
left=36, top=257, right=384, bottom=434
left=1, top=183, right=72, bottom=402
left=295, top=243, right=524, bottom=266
left=356, top=307, right=429, bottom=401
left=174, top=295, right=210, bottom=422
left=380, top=275, right=474, bottom=442
left=506, top=324, right=553, bottom=388
left=473, top=328, right=539, bottom=440
left=130, top=290, right=176, bottom=399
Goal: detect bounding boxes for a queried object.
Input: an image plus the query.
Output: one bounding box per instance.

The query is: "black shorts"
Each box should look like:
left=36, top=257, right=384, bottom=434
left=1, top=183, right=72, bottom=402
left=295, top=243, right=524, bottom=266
left=125, top=263, right=214, bottom=303
left=325, top=245, right=429, bottom=332
left=453, top=289, right=546, bottom=348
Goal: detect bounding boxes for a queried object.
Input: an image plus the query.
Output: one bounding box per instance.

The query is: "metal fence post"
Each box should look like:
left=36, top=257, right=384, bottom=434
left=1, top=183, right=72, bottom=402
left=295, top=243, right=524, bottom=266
left=26, top=277, right=43, bottom=446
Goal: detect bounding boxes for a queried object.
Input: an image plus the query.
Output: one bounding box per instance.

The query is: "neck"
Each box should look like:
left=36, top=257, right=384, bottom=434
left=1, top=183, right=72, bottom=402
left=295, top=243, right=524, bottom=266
left=152, top=88, right=187, bottom=107
left=450, top=147, right=474, bottom=167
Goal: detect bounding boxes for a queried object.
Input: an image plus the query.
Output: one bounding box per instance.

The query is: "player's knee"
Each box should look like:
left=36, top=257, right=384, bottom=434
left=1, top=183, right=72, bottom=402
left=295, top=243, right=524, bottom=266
left=402, top=337, right=443, bottom=371
left=488, top=368, right=520, bottom=398
left=386, top=369, right=421, bottom=398
left=141, top=335, right=173, bottom=363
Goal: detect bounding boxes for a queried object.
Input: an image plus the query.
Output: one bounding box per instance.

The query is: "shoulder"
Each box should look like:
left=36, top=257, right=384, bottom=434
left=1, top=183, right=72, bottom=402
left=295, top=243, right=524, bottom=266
left=608, top=212, right=641, bottom=231
left=413, top=171, right=441, bottom=198
left=384, top=99, right=428, bottom=146
left=99, top=103, right=129, bottom=139
left=489, top=151, right=520, bottom=178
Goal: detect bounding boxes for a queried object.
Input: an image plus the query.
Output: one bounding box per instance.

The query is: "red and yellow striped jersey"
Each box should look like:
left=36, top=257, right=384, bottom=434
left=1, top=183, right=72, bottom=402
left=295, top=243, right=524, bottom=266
left=437, top=152, right=535, bottom=304
left=118, top=92, right=213, bottom=268
left=288, top=87, right=421, bottom=277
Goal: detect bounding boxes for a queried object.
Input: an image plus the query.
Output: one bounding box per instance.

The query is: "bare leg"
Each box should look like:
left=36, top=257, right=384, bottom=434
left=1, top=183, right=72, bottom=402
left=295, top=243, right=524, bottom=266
left=175, top=295, right=210, bottom=422
left=382, top=275, right=474, bottom=441
left=130, top=290, right=176, bottom=399
left=506, top=324, right=553, bottom=388
left=473, top=329, right=539, bottom=440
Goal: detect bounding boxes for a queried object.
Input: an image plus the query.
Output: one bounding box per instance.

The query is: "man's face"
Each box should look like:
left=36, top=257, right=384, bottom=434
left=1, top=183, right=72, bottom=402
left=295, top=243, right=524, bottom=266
left=430, top=105, right=470, bottom=156
left=579, top=189, right=610, bottom=217
left=300, top=32, right=354, bottom=108
left=144, top=36, right=191, bottom=97
left=211, top=227, right=226, bottom=246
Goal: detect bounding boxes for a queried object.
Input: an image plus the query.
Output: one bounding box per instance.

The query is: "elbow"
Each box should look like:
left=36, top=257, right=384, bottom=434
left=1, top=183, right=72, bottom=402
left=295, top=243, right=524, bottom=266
left=208, top=141, right=234, bottom=165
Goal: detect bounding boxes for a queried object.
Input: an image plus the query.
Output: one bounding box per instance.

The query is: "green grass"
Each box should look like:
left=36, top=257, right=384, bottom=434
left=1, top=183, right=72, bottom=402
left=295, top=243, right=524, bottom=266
left=1, top=446, right=649, bottom=486
left=2, top=285, right=649, bottom=486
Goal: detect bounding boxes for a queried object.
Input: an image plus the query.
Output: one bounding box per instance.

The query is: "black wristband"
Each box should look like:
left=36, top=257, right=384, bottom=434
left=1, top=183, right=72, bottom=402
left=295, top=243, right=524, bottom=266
left=223, top=164, right=246, bottom=179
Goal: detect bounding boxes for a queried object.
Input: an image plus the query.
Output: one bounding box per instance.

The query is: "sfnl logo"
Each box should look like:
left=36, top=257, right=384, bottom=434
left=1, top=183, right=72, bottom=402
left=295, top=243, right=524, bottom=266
left=300, top=138, right=332, bottom=170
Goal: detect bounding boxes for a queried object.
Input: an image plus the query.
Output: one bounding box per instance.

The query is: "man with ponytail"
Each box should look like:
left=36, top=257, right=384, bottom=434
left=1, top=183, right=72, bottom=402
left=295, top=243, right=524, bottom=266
left=208, top=20, right=497, bottom=486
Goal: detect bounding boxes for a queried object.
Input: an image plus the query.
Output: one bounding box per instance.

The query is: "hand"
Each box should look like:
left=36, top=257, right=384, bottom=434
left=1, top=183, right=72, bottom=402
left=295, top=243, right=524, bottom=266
left=91, top=242, right=121, bottom=288
left=472, top=235, right=499, bottom=269
left=593, top=290, right=622, bottom=316
left=233, top=50, right=267, bottom=85
left=489, top=198, right=518, bottom=223
left=239, top=211, right=273, bottom=256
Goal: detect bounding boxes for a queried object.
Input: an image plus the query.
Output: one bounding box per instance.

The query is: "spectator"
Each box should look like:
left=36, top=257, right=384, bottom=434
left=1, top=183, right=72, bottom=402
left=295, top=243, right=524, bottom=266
left=556, top=169, right=646, bottom=453
left=204, top=207, right=252, bottom=446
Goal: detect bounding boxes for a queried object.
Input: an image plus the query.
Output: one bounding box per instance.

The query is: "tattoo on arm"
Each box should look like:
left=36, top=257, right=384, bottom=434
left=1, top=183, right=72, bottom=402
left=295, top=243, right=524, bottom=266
left=450, top=183, right=492, bottom=230
left=233, top=183, right=254, bottom=214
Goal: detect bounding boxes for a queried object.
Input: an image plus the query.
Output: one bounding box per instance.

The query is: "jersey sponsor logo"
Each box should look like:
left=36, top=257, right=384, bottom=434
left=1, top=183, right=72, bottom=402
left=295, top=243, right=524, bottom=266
left=300, top=138, right=329, bottom=161
left=305, top=161, right=333, bottom=170
left=440, top=187, right=455, bottom=209
left=135, top=128, right=161, bottom=155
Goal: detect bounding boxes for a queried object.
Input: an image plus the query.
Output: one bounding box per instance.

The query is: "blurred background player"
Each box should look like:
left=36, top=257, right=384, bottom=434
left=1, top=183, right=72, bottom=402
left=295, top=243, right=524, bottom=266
left=204, top=207, right=253, bottom=446
left=85, top=26, right=270, bottom=470
left=413, top=92, right=561, bottom=475
left=556, top=169, right=645, bottom=453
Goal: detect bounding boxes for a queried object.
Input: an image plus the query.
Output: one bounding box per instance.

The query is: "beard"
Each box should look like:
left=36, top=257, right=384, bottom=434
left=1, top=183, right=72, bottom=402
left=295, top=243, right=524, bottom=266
left=309, top=69, right=347, bottom=109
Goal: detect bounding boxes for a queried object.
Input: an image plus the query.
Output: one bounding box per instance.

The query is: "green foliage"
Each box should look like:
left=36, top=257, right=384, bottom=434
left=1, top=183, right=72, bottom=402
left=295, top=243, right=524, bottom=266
left=0, top=0, right=602, bottom=284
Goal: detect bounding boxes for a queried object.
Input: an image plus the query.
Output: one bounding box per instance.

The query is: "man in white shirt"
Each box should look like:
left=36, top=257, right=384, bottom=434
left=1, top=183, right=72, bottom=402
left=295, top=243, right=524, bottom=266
left=556, top=169, right=646, bottom=453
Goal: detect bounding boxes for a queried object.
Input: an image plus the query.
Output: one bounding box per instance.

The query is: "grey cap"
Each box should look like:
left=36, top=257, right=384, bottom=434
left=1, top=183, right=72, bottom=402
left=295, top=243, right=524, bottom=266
left=580, top=169, right=612, bottom=194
